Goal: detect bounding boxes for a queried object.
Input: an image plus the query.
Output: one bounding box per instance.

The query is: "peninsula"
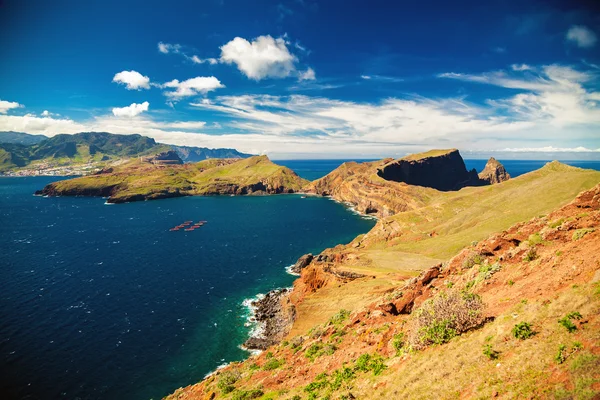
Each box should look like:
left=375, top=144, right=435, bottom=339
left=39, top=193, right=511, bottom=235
left=160, top=151, right=600, bottom=400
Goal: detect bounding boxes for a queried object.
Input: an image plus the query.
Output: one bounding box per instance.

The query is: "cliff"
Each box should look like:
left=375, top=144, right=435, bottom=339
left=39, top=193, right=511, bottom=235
left=478, top=156, right=511, bottom=184
left=36, top=155, right=308, bottom=203
left=305, top=150, right=509, bottom=218
left=377, top=149, right=480, bottom=191
left=165, top=162, right=600, bottom=400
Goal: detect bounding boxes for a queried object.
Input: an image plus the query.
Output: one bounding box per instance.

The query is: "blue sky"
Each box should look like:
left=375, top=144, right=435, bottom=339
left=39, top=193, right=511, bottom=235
left=1, top=0, right=599, bottom=159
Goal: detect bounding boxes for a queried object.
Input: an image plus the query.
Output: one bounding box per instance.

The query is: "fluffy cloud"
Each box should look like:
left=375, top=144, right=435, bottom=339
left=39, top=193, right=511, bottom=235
left=2, top=64, right=598, bottom=159
left=112, top=70, right=151, bottom=90
left=161, top=77, right=224, bottom=99
left=298, top=67, right=316, bottom=81
left=112, top=102, right=150, bottom=117
left=566, top=25, right=597, bottom=48
left=0, top=99, right=23, bottom=114
left=158, top=41, right=218, bottom=65
left=220, top=35, right=302, bottom=80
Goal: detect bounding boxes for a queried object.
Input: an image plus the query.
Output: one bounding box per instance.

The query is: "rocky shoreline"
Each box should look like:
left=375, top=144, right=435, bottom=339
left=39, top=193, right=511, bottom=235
left=243, top=288, right=295, bottom=351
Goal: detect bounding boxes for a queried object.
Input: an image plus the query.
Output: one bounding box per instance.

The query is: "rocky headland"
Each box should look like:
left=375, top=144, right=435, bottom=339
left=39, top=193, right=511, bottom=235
left=165, top=153, right=600, bottom=400
left=35, top=155, right=308, bottom=203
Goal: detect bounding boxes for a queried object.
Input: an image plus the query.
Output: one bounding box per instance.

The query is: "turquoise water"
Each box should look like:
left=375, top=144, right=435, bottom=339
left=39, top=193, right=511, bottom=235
left=0, top=177, right=375, bottom=399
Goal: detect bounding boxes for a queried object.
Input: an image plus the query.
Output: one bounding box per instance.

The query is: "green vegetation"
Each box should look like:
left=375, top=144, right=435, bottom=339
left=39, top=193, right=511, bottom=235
left=263, top=357, right=284, bottom=371
left=304, top=342, right=336, bottom=362
left=572, top=228, right=595, bottom=241
left=462, top=252, right=484, bottom=269
left=217, top=369, right=241, bottom=394
left=392, top=333, right=405, bottom=355
left=354, top=353, right=387, bottom=376
left=41, top=155, right=308, bottom=203
left=548, top=218, right=565, bottom=228
left=483, top=344, right=499, bottom=360
left=410, top=290, right=484, bottom=349
left=231, top=389, right=264, bottom=400
left=527, top=232, right=543, bottom=246
left=401, top=148, right=456, bottom=161
left=512, top=322, right=535, bottom=340
left=328, top=309, right=350, bottom=325
left=558, top=312, right=583, bottom=333
left=522, top=247, right=538, bottom=262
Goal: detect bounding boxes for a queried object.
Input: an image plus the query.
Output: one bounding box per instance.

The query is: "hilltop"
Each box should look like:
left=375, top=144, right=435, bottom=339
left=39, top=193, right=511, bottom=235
left=165, top=156, right=600, bottom=400
left=304, top=149, right=509, bottom=217
left=36, top=155, right=308, bottom=203
left=0, top=131, right=253, bottom=175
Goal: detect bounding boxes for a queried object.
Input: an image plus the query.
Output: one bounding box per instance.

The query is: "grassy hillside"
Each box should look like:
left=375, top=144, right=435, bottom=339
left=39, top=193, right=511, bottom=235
left=0, top=131, right=253, bottom=173
left=38, top=155, right=308, bottom=203
left=165, top=173, right=600, bottom=400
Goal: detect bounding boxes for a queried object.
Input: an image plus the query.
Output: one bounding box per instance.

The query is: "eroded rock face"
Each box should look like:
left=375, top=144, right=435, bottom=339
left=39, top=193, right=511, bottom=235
left=142, top=151, right=183, bottom=165
left=289, top=254, right=313, bottom=274
left=376, top=149, right=480, bottom=191
left=478, top=157, right=510, bottom=185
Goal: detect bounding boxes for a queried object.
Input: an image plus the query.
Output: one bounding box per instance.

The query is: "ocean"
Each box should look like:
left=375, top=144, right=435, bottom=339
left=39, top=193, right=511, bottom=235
left=1, top=159, right=599, bottom=399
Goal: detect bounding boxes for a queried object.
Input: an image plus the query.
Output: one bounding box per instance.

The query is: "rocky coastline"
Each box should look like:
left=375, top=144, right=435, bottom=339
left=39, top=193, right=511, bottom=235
left=243, top=288, right=295, bottom=351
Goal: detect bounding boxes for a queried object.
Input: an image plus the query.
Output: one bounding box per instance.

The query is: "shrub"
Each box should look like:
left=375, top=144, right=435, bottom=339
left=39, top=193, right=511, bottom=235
left=232, top=389, right=264, bottom=400
left=512, top=322, right=534, bottom=340
left=558, top=312, right=582, bottom=333
left=555, top=344, right=567, bottom=364
left=329, top=309, right=350, bottom=325
left=217, top=369, right=241, bottom=394
left=522, top=247, right=538, bottom=262
left=409, top=290, right=484, bottom=349
left=527, top=232, right=543, bottom=246
left=483, top=344, right=499, bottom=360
left=548, top=218, right=564, bottom=228
left=354, top=353, right=387, bottom=376
left=572, top=228, right=594, bottom=241
left=392, top=333, right=405, bottom=355
left=263, top=357, right=284, bottom=371
left=479, top=262, right=502, bottom=280
left=463, top=253, right=484, bottom=269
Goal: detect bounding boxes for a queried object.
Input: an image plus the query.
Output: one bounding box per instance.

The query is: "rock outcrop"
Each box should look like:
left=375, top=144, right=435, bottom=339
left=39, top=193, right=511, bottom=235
left=141, top=150, right=183, bottom=165
left=376, top=149, right=480, bottom=191
left=243, top=289, right=295, bottom=350
left=478, top=157, right=510, bottom=184
left=289, top=254, right=313, bottom=274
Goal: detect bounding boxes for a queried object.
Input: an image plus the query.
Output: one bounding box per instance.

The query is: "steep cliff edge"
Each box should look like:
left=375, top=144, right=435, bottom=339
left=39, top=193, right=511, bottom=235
left=304, top=150, right=509, bottom=218
left=376, top=149, right=481, bottom=191
left=36, top=155, right=308, bottom=203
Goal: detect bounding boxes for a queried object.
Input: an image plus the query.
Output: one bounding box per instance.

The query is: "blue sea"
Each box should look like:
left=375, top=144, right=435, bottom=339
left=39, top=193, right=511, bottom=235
left=1, top=159, right=599, bottom=400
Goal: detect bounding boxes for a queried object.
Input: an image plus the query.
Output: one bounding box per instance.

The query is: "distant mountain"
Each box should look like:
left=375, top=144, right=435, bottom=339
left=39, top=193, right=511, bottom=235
left=0, top=131, right=48, bottom=145
left=0, top=131, right=254, bottom=173
left=173, top=145, right=253, bottom=162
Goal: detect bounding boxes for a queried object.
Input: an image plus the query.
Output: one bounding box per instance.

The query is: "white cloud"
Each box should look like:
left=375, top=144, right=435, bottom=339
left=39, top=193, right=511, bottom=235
left=0, top=100, right=23, bottom=114
left=191, top=55, right=218, bottom=65
left=112, top=102, right=150, bottom=117
left=220, top=35, right=305, bottom=80
left=112, top=70, right=151, bottom=90
left=501, top=146, right=600, bottom=152
left=566, top=25, right=597, bottom=48
left=158, top=42, right=181, bottom=54
left=511, top=64, right=532, bottom=71
left=161, top=77, right=224, bottom=99
left=298, top=67, right=316, bottom=81
left=440, top=64, right=600, bottom=126
left=1, top=63, right=598, bottom=159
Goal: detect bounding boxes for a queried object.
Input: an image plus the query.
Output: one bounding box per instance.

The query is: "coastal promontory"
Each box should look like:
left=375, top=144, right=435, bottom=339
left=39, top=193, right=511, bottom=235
left=36, top=155, right=308, bottom=203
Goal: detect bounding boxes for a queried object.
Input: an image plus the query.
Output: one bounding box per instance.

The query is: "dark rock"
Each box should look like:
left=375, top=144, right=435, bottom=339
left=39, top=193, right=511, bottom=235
left=376, top=149, right=483, bottom=191
left=290, top=253, right=313, bottom=274
left=243, top=288, right=294, bottom=351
